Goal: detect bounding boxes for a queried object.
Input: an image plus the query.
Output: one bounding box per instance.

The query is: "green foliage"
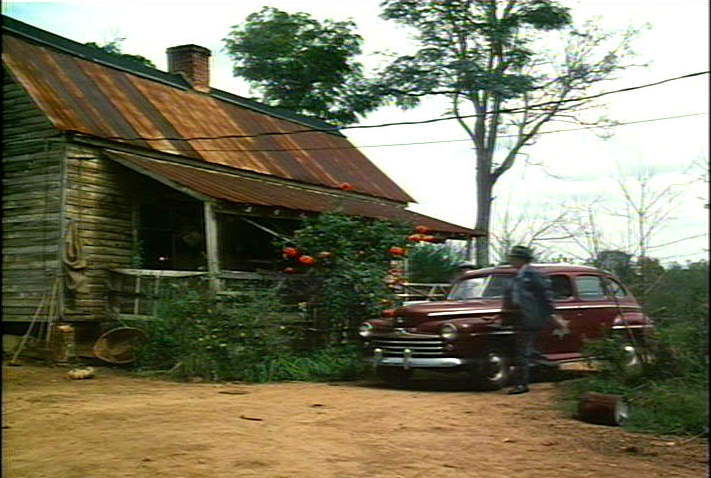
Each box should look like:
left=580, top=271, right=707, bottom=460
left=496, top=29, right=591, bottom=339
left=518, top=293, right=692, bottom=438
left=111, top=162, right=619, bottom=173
left=134, top=284, right=366, bottom=382
left=595, top=250, right=634, bottom=281
left=223, top=7, right=382, bottom=125
left=279, top=213, right=411, bottom=341
left=84, top=38, right=156, bottom=68
left=134, top=285, right=293, bottom=381
left=407, top=243, right=465, bottom=283
left=240, top=345, right=366, bottom=383
left=561, top=313, right=708, bottom=436
left=377, top=0, right=573, bottom=107
left=642, top=260, right=709, bottom=319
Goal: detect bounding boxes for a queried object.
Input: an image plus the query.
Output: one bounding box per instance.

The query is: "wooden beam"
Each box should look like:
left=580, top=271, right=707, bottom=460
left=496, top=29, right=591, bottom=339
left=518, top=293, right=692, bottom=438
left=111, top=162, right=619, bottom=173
left=104, top=151, right=212, bottom=202
left=466, top=237, right=473, bottom=263
left=203, top=201, right=221, bottom=294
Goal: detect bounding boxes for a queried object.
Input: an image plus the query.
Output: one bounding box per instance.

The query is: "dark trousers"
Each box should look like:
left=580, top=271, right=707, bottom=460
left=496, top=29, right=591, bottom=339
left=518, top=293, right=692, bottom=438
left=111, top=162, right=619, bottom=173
left=511, top=329, right=540, bottom=387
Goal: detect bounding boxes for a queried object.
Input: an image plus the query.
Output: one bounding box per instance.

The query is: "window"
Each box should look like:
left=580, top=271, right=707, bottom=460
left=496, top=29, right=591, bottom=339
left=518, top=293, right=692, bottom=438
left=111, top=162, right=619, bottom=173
left=604, top=278, right=628, bottom=298
left=448, top=274, right=512, bottom=300
left=550, top=275, right=573, bottom=300
left=137, top=201, right=205, bottom=270
left=575, top=275, right=607, bottom=301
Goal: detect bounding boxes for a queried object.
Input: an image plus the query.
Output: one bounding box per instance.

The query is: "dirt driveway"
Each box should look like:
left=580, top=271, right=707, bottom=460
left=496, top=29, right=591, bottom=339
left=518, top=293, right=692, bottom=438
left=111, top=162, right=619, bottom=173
left=2, top=363, right=707, bottom=478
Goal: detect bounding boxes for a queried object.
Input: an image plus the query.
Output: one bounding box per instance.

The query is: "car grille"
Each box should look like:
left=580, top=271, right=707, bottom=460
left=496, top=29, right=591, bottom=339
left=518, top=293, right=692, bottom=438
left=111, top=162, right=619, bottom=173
left=372, top=336, right=446, bottom=358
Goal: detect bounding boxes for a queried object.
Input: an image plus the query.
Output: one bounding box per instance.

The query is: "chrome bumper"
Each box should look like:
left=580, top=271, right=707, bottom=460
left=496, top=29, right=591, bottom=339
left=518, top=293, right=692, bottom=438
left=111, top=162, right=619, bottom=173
left=366, top=347, right=471, bottom=369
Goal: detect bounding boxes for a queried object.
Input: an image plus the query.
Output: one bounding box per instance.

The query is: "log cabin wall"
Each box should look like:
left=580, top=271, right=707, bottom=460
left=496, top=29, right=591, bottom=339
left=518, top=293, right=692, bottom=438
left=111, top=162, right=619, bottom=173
left=2, top=68, right=64, bottom=325
left=62, top=144, right=135, bottom=322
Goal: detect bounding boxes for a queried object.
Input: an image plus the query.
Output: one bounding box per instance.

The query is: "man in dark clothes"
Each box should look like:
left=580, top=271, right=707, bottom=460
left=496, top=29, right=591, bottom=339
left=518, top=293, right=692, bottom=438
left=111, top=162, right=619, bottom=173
left=502, top=245, right=563, bottom=395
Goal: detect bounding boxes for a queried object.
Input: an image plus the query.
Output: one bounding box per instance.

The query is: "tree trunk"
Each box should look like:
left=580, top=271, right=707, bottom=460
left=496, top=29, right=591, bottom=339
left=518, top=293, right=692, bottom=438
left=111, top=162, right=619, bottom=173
left=474, top=173, right=494, bottom=267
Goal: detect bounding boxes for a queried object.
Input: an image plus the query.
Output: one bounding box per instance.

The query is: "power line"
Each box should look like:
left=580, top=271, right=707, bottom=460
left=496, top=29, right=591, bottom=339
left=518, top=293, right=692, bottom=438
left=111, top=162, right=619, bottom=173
left=105, top=112, right=709, bottom=153
left=95, top=71, right=709, bottom=143
left=647, top=233, right=709, bottom=250
left=656, top=250, right=709, bottom=262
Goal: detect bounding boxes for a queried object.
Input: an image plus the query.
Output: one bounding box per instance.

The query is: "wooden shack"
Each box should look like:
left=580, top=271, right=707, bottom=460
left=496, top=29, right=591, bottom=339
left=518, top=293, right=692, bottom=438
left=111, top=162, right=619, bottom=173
left=2, top=16, right=480, bottom=359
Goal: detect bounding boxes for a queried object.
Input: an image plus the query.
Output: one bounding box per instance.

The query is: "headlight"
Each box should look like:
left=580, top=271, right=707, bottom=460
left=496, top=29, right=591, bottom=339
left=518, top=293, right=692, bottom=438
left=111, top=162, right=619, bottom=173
left=440, top=323, right=458, bottom=340
left=359, top=322, right=374, bottom=338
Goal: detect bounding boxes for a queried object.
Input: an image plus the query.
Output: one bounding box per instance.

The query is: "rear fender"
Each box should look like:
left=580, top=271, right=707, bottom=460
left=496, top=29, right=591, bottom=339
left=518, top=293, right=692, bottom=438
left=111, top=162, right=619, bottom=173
left=612, top=312, right=653, bottom=340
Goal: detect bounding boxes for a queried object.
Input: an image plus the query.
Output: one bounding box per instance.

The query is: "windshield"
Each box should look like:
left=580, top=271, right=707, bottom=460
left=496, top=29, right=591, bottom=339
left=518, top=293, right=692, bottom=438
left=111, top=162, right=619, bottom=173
left=447, top=274, right=512, bottom=300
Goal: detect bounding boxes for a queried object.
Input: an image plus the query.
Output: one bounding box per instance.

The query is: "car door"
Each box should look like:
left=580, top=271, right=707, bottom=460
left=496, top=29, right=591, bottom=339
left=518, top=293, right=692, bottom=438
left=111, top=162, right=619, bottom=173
left=572, top=274, right=618, bottom=351
left=536, top=274, right=579, bottom=355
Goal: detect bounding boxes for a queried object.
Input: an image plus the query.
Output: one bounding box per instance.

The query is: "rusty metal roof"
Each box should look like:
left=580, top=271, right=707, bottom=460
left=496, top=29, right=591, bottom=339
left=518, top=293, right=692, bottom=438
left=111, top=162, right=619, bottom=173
left=105, top=150, right=478, bottom=236
left=1, top=17, right=414, bottom=203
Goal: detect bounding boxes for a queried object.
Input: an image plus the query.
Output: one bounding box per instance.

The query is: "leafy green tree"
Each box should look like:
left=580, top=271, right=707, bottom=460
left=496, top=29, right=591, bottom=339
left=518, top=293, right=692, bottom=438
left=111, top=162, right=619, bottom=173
left=223, top=7, right=382, bottom=125
left=84, top=37, right=156, bottom=68
left=595, top=250, right=633, bottom=282
left=644, top=260, right=709, bottom=319
left=377, top=0, right=643, bottom=266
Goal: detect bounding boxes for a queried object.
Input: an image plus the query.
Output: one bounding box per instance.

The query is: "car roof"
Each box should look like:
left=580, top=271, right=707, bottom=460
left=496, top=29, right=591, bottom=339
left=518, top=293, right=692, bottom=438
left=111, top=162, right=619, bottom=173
left=460, top=263, right=607, bottom=278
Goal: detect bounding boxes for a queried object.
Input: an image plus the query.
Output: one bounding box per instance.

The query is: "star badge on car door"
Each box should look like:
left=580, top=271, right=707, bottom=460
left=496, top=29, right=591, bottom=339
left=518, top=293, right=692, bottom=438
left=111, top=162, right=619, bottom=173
left=552, top=316, right=571, bottom=339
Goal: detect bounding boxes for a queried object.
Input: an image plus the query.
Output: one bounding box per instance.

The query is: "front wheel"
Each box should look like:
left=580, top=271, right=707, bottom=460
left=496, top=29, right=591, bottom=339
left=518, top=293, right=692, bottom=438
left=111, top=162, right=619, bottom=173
left=376, top=366, right=413, bottom=387
left=471, top=346, right=511, bottom=390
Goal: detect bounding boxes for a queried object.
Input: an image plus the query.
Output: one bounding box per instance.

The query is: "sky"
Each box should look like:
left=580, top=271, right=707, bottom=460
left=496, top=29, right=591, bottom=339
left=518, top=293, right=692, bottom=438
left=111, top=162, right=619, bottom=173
left=2, top=0, right=709, bottom=265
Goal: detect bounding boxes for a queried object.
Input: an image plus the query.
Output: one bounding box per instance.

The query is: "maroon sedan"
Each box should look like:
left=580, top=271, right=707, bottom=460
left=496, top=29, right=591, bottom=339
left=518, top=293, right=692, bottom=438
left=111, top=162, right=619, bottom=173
left=360, top=264, right=653, bottom=389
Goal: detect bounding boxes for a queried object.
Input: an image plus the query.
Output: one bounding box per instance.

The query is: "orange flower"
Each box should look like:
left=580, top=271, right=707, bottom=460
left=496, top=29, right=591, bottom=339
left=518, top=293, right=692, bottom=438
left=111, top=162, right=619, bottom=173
left=298, top=255, right=316, bottom=265
left=283, top=247, right=300, bottom=258
left=388, top=246, right=405, bottom=256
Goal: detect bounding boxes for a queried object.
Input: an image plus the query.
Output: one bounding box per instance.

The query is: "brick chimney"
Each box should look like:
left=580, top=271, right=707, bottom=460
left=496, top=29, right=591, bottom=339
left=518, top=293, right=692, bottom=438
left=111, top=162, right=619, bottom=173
left=166, top=44, right=211, bottom=92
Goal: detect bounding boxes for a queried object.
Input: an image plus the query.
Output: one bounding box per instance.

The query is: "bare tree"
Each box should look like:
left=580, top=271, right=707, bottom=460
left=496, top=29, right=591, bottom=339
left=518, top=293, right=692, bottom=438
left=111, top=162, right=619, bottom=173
left=610, top=164, right=684, bottom=261
left=490, top=198, right=575, bottom=264
left=556, top=195, right=612, bottom=264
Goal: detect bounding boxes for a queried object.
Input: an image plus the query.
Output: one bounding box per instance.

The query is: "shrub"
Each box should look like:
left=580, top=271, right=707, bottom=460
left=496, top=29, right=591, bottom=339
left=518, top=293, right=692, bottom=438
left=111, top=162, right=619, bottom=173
left=134, top=285, right=295, bottom=381
left=560, top=314, right=709, bottom=436
left=407, top=243, right=466, bottom=283
left=133, top=278, right=369, bottom=383
left=277, top=213, right=411, bottom=343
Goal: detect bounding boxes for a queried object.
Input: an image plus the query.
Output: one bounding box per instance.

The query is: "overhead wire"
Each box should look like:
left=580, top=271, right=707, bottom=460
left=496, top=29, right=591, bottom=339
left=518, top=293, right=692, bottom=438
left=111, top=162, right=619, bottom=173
left=93, top=70, right=709, bottom=143
left=134, top=112, right=708, bottom=152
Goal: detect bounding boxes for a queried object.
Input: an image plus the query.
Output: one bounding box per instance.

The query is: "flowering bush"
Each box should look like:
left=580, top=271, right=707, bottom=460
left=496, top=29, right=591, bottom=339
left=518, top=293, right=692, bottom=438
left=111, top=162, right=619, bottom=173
left=278, top=213, right=411, bottom=343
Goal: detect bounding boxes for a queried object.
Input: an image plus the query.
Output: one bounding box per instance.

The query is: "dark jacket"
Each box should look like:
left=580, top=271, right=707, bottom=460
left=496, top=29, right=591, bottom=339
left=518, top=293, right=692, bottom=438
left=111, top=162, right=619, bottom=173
left=503, top=265, right=555, bottom=331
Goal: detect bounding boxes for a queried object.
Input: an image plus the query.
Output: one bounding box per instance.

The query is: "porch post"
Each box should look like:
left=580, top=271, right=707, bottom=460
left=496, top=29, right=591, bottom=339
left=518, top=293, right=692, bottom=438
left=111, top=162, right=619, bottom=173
left=203, top=201, right=221, bottom=293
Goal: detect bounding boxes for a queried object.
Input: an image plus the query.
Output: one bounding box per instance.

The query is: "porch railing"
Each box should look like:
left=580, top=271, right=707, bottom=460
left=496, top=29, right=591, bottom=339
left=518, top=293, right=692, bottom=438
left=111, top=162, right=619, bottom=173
left=391, top=282, right=451, bottom=303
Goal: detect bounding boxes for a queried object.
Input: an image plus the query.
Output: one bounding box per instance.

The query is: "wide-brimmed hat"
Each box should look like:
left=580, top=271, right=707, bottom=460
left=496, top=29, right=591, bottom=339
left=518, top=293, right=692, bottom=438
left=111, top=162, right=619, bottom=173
left=507, top=245, right=533, bottom=261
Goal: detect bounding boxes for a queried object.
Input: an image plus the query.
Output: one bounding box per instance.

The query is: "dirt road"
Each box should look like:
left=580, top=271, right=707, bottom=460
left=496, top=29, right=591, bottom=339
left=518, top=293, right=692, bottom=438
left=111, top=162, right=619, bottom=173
left=2, top=364, right=707, bottom=478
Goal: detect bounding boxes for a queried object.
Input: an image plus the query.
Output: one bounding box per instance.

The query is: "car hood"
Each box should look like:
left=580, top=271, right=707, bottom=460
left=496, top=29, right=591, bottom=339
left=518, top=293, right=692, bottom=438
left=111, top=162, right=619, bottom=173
left=393, top=299, right=503, bottom=327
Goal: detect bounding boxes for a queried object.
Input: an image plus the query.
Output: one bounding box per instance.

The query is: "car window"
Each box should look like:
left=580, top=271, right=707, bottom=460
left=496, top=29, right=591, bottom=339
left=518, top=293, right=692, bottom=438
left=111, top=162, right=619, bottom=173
left=550, top=275, right=574, bottom=300
left=575, top=275, right=607, bottom=301
left=448, top=274, right=512, bottom=300
left=604, top=278, right=628, bottom=298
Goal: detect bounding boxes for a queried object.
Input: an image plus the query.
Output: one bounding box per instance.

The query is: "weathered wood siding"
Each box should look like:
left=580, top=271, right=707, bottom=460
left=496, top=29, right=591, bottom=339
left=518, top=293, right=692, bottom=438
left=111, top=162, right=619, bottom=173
left=63, top=144, right=135, bottom=321
left=2, top=68, right=63, bottom=322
